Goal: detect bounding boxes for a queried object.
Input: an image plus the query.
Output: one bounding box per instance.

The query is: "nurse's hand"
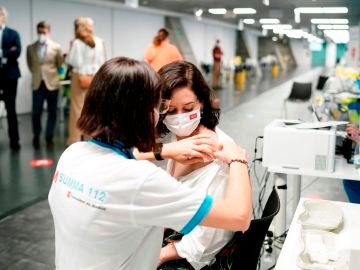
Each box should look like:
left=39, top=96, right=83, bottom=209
left=162, top=134, right=218, bottom=164
left=346, top=124, right=360, bottom=143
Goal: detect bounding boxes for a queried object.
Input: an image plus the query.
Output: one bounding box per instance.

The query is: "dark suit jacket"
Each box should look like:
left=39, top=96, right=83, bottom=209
left=1, top=27, right=21, bottom=79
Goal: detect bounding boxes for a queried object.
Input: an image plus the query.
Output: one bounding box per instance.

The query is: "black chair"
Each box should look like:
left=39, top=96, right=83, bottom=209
left=202, top=188, right=280, bottom=270
left=316, top=75, right=329, bottom=90
left=284, top=82, right=312, bottom=118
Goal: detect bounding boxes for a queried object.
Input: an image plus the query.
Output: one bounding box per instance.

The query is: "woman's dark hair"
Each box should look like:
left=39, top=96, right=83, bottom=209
left=153, top=28, right=169, bottom=46
left=157, top=61, right=220, bottom=136
left=77, top=57, right=161, bottom=152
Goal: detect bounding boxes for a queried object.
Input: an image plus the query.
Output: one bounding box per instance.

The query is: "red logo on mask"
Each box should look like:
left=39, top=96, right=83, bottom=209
left=189, top=113, right=197, bottom=120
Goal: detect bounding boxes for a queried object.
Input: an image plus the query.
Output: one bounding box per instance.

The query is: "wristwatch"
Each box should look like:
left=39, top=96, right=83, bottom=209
left=154, top=143, right=164, bottom=161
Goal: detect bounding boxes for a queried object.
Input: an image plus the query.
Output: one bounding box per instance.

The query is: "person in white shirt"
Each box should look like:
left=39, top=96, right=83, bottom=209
left=66, top=17, right=106, bottom=145
left=48, top=57, right=252, bottom=270
left=156, top=61, right=242, bottom=269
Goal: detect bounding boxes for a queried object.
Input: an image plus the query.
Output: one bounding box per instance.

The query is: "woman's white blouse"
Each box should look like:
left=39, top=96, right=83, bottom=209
left=167, top=128, right=235, bottom=270
left=66, top=36, right=106, bottom=75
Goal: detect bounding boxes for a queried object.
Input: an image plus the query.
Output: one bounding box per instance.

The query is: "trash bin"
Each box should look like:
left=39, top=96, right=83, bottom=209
left=271, top=64, right=279, bottom=79
left=235, top=65, right=246, bottom=89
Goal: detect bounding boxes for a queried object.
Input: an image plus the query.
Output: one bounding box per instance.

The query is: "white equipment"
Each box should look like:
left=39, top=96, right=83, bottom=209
left=263, top=119, right=337, bottom=173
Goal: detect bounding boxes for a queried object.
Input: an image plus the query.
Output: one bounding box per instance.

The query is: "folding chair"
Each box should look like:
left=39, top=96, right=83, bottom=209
left=202, top=188, right=280, bottom=270
left=316, top=75, right=329, bottom=91
left=283, top=82, right=312, bottom=119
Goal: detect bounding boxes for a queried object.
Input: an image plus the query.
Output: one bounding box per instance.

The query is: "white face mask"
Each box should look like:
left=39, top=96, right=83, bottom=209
left=163, top=109, right=201, bottom=137
left=38, top=34, right=47, bottom=44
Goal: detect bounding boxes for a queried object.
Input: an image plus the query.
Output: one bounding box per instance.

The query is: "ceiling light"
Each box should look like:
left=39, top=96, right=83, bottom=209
left=208, top=8, right=227, bottom=15
left=322, top=7, right=348, bottom=13
left=243, top=19, right=255, bottom=24
left=195, top=9, right=203, bottom=17
left=317, top=24, right=333, bottom=30
left=263, top=0, right=270, bottom=6
left=311, top=18, right=348, bottom=24
left=262, top=24, right=292, bottom=30
left=259, top=18, right=280, bottom=24
left=277, top=29, right=308, bottom=39
left=332, top=24, right=349, bottom=30
left=317, top=24, right=349, bottom=30
left=233, top=8, right=256, bottom=14
left=272, top=36, right=278, bottom=41
left=295, top=7, right=348, bottom=14
left=125, top=0, right=139, bottom=8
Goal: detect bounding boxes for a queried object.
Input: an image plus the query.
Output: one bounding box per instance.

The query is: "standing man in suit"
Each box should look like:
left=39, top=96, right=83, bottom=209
left=0, top=6, right=21, bottom=150
left=27, top=21, right=63, bottom=149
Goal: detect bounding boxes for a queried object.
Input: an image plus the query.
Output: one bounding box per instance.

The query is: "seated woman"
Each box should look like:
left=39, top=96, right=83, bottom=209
left=157, top=61, right=247, bottom=269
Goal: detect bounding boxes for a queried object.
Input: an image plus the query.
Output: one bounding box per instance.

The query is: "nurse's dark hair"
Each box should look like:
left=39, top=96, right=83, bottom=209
left=157, top=61, right=220, bottom=136
left=77, top=57, right=161, bottom=152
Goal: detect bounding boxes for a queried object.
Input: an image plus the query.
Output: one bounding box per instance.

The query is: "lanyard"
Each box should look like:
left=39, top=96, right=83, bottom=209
left=89, top=138, right=135, bottom=160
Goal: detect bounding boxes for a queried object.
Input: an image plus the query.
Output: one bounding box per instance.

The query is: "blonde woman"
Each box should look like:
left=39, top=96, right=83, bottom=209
left=66, top=17, right=106, bottom=145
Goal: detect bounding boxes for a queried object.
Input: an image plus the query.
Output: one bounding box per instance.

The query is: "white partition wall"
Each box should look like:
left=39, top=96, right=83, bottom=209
left=113, top=9, right=164, bottom=60
left=290, top=39, right=311, bottom=68
left=0, top=0, right=237, bottom=113
left=181, top=18, right=237, bottom=67
left=325, top=42, right=337, bottom=68
left=243, top=29, right=260, bottom=60
left=32, top=0, right=113, bottom=57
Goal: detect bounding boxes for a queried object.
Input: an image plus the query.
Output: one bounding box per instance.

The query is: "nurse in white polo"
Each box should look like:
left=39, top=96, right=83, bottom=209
left=48, top=57, right=252, bottom=270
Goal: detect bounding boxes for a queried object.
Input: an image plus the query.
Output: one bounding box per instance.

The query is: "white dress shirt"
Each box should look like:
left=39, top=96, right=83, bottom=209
left=0, top=25, right=5, bottom=62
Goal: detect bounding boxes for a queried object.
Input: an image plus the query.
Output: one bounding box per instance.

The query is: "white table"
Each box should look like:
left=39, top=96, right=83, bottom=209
left=275, top=198, right=360, bottom=270
left=268, top=156, right=360, bottom=237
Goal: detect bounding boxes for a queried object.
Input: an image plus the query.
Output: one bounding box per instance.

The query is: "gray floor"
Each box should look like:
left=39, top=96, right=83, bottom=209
left=0, top=67, right=351, bottom=270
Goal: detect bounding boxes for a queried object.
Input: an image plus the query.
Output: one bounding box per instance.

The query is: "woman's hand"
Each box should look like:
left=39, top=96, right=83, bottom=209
left=214, top=140, right=247, bottom=165
left=346, top=124, right=360, bottom=143
left=162, top=134, right=218, bottom=164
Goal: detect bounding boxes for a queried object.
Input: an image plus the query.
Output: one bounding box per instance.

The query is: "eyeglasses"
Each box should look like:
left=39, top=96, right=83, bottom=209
left=158, top=99, right=171, bottom=114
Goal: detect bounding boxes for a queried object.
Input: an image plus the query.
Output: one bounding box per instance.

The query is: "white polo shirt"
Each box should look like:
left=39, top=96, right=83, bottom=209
left=48, top=141, right=213, bottom=270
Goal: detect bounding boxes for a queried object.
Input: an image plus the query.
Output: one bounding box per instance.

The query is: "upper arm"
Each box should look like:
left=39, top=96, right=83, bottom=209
left=201, top=199, right=251, bottom=232
left=26, top=46, right=32, bottom=70
left=144, top=48, right=152, bottom=63
left=174, top=47, right=183, bottom=61
left=66, top=40, right=82, bottom=68
left=131, top=164, right=210, bottom=233
left=3, top=31, right=21, bottom=58
left=14, top=31, right=21, bottom=56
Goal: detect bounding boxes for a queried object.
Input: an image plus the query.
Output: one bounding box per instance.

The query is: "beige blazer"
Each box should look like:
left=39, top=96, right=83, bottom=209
left=26, top=39, right=63, bottom=90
